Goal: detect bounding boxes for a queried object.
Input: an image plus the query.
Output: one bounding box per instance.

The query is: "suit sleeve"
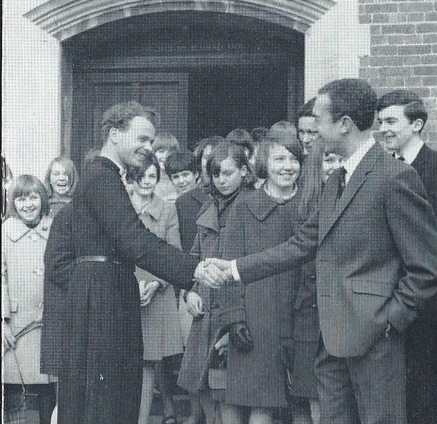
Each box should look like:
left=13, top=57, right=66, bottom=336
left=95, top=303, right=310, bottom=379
left=44, top=206, right=75, bottom=291
left=83, top=170, right=198, bottom=290
left=385, top=167, right=437, bottom=332
left=236, top=209, right=319, bottom=285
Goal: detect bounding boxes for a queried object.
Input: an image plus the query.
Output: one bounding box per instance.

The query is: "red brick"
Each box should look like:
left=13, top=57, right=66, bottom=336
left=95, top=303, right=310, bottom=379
left=371, top=25, right=382, bottom=35
left=386, top=77, right=406, bottom=87
left=425, top=12, right=437, bottom=21
left=360, top=68, right=377, bottom=78
left=387, top=34, right=423, bottom=44
left=405, top=76, right=425, bottom=86
left=371, top=45, right=398, bottom=55
left=388, top=13, right=408, bottom=23
left=370, top=56, right=404, bottom=66
left=405, top=87, right=430, bottom=98
left=372, top=35, right=388, bottom=45
left=416, top=23, right=437, bottom=33
left=434, top=45, right=437, bottom=53
left=404, top=55, right=437, bottom=65
left=407, top=12, right=425, bottom=22
left=424, top=33, right=437, bottom=43
left=398, top=45, right=432, bottom=55
left=381, top=24, right=415, bottom=34
left=398, top=2, right=433, bottom=12
left=414, top=65, right=437, bottom=75
left=365, top=3, right=398, bottom=13
left=372, top=13, right=390, bottom=23
left=380, top=67, right=413, bottom=77
left=360, top=56, right=371, bottom=67
left=360, top=14, right=372, bottom=24
left=423, top=76, right=437, bottom=86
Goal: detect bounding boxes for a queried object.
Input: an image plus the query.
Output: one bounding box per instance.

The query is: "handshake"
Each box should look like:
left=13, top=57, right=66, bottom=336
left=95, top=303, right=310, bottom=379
left=194, top=258, right=235, bottom=288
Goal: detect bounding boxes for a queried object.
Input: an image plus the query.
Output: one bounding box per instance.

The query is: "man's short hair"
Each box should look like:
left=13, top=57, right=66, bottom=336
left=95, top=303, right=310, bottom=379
left=225, top=129, right=255, bottom=158
left=298, top=97, right=316, bottom=119
left=100, top=101, right=159, bottom=144
left=267, top=121, right=297, bottom=140
left=165, top=150, right=197, bottom=177
left=318, top=79, right=377, bottom=131
left=377, top=89, right=428, bottom=132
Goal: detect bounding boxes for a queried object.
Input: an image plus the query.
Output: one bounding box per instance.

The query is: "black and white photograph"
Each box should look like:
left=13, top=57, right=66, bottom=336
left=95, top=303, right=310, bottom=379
left=2, top=1, right=437, bottom=423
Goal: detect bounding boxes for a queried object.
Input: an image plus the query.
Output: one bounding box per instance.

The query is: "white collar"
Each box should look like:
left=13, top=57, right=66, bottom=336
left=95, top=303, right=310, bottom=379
left=397, top=140, right=424, bottom=165
left=343, top=136, right=375, bottom=184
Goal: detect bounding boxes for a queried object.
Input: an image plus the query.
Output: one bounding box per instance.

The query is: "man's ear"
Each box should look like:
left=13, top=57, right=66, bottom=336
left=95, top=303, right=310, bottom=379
left=339, top=116, right=354, bottom=135
left=412, top=118, right=424, bottom=134
left=240, top=165, right=248, bottom=177
left=108, top=127, right=119, bottom=144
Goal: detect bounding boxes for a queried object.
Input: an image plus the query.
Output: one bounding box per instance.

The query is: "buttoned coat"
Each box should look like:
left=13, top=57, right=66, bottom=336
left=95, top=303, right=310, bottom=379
left=220, top=188, right=301, bottom=408
left=135, top=194, right=184, bottom=360
left=57, top=157, right=198, bottom=424
left=237, top=143, right=437, bottom=358
left=178, top=191, right=246, bottom=393
left=2, top=215, right=52, bottom=384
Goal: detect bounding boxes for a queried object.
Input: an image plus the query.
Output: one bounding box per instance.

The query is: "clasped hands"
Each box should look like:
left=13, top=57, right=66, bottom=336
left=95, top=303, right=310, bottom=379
left=194, top=258, right=234, bottom=289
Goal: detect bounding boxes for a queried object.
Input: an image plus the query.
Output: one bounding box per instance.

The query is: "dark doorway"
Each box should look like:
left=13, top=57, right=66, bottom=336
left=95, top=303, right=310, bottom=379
left=188, top=66, right=289, bottom=147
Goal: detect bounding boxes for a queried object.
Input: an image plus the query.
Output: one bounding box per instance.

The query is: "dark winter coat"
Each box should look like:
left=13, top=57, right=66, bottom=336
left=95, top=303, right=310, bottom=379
left=57, top=157, right=198, bottom=424
left=220, top=188, right=301, bottom=408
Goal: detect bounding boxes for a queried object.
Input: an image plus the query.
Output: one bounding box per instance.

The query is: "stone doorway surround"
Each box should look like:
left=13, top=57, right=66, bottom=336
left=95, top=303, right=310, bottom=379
left=25, top=0, right=336, bottom=41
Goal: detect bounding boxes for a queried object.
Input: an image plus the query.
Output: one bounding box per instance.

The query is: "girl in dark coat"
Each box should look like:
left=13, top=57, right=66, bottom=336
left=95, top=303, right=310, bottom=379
left=219, top=136, right=304, bottom=424
left=178, top=142, right=256, bottom=424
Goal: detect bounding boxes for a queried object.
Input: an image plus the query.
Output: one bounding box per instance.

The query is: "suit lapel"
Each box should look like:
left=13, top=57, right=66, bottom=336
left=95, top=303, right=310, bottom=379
left=319, top=143, right=383, bottom=243
left=410, top=144, right=427, bottom=176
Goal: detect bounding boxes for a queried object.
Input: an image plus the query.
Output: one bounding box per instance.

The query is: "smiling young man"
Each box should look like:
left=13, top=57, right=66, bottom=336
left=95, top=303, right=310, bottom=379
left=378, top=90, right=437, bottom=424
left=203, top=79, right=437, bottom=424
left=56, top=101, right=224, bottom=424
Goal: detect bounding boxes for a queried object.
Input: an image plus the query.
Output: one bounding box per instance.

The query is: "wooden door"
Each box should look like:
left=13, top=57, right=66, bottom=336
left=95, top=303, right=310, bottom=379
left=72, top=72, right=188, bottom=170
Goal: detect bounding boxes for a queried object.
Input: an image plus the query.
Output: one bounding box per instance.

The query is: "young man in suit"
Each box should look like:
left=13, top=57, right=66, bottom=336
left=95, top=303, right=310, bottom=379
left=202, top=79, right=437, bottom=424
left=378, top=90, right=437, bottom=424
left=57, top=101, right=225, bottom=424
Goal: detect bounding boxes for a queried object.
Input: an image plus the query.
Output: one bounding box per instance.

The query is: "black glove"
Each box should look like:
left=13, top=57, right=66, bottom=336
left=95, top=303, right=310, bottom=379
left=229, top=322, right=254, bottom=353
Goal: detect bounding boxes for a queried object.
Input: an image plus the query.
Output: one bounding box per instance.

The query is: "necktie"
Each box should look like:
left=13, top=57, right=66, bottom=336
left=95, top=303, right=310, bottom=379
left=337, top=167, right=347, bottom=199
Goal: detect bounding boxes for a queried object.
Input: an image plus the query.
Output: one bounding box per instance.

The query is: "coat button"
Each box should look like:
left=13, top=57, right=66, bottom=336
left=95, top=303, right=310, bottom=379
left=31, top=234, right=39, bottom=242
left=312, top=304, right=317, bottom=308
left=38, top=302, right=44, bottom=309
left=310, top=275, right=316, bottom=280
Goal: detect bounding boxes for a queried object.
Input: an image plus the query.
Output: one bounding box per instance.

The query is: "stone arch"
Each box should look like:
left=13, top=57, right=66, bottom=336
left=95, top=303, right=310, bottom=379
left=25, top=0, right=335, bottom=41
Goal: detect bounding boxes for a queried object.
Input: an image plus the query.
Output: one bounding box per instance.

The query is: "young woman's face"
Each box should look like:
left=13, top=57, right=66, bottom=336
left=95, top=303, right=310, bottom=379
left=322, top=153, right=343, bottom=181
left=212, top=157, right=247, bottom=196
left=50, top=162, right=71, bottom=196
left=132, top=165, right=159, bottom=198
left=266, top=144, right=300, bottom=191
left=154, top=148, right=169, bottom=170
left=14, top=191, right=42, bottom=226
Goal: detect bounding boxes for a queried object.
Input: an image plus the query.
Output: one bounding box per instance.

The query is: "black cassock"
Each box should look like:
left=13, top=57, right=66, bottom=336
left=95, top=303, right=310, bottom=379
left=58, top=157, right=197, bottom=424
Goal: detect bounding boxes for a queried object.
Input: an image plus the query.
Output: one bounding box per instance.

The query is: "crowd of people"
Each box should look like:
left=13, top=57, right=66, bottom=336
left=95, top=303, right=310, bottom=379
left=2, top=79, right=437, bottom=424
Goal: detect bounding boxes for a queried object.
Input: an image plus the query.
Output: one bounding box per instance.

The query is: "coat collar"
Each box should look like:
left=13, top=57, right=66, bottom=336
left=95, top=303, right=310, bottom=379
left=196, top=199, right=219, bottom=233
left=246, top=188, right=279, bottom=221
left=138, top=194, right=165, bottom=221
left=319, top=142, right=383, bottom=243
left=4, top=216, right=52, bottom=242
left=190, top=185, right=209, bottom=204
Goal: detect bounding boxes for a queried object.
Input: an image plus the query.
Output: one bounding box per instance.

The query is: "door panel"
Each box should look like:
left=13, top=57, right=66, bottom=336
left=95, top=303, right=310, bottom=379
left=72, top=72, right=188, bottom=170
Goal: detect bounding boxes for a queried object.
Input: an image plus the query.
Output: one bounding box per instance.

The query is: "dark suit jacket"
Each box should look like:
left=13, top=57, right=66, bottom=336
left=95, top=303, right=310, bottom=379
left=175, top=185, right=209, bottom=253
left=236, top=142, right=437, bottom=358
left=411, top=143, right=437, bottom=215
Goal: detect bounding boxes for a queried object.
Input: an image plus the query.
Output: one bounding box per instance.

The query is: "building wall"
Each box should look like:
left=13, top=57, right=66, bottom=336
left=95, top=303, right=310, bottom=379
left=359, top=0, right=437, bottom=148
left=305, top=0, right=370, bottom=100
left=2, top=0, right=62, bottom=180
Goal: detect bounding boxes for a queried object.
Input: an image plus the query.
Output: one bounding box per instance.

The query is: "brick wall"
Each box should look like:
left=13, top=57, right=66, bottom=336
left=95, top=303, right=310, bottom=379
left=359, top=0, right=437, bottom=148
